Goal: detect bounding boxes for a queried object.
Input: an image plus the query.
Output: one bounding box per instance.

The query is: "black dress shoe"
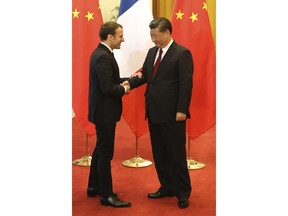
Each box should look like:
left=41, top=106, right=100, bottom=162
left=178, top=198, right=189, bottom=208
left=87, top=187, right=100, bottom=197
left=148, top=191, right=175, bottom=199
left=100, top=195, right=131, bottom=208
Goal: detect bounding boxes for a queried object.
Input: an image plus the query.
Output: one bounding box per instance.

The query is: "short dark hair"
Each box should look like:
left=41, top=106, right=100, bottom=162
left=99, top=21, right=123, bottom=41
left=149, top=17, right=172, bottom=34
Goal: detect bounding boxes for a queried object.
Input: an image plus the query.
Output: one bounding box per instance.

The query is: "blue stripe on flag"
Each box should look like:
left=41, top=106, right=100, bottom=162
left=118, top=0, right=138, bottom=17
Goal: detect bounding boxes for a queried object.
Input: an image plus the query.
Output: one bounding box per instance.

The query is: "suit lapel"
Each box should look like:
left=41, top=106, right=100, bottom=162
left=148, top=47, right=158, bottom=82
left=98, top=43, right=119, bottom=73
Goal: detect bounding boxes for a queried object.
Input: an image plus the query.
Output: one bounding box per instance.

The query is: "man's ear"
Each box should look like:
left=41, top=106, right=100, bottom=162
left=165, top=29, right=171, bottom=37
left=108, top=34, right=113, bottom=41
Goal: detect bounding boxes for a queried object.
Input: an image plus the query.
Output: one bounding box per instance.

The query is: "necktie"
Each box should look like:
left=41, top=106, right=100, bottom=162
left=153, top=49, right=163, bottom=78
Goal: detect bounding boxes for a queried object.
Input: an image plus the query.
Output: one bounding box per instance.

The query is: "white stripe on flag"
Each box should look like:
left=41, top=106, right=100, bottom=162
left=114, top=0, right=154, bottom=77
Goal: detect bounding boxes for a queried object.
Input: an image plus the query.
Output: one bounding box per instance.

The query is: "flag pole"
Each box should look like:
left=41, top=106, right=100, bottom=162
left=73, top=133, right=92, bottom=166
left=122, top=136, right=152, bottom=168
left=187, top=136, right=205, bottom=170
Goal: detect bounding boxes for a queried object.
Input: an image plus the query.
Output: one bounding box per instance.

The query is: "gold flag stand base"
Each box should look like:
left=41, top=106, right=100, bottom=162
left=187, top=157, right=205, bottom=170
left=122, top=156, right=152, bottom=168
left=122, top=136, right=152, bottom=168
left=73, top=155, right=92, bottom=167
left=73, top=134, right=92, bottom=167
left=186, top=135, right=205, bottom=170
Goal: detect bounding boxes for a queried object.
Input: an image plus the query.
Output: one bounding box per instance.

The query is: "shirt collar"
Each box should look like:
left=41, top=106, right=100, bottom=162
left=161, top=39, right=173, bottom=56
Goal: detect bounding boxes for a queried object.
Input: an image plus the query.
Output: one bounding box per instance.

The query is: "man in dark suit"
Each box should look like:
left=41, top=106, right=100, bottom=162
left=125, top=17, right=193, bottom=208
left=87, top=21, right=131, bottom=208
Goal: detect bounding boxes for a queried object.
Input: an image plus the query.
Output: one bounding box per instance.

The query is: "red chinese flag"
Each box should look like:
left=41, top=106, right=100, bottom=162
left=72, top=0, right=103, bottom=136
left=171, top=0, right=216, bottom=139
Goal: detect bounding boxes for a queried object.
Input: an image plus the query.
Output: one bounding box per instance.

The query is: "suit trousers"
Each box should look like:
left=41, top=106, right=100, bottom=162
left=88, top=123, right=116, bottom=198
left=148, top=119, right=191, bottom=200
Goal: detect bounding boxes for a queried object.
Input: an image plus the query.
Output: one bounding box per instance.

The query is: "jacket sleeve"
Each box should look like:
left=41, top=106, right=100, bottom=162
left=177, top=49, right=193, bottom=114
left=94, top=55, right=126, bottom=97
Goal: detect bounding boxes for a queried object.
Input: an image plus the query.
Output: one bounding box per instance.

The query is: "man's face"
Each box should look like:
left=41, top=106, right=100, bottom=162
left=150, top=27, right=169, bottom=49
left=110, top=27, right=124, bottom=49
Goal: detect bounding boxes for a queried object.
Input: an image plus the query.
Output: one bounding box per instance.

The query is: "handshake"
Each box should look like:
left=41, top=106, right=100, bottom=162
left=121, top=80, right=130, bottom=95
left=120, top=71, right=142, bottom=95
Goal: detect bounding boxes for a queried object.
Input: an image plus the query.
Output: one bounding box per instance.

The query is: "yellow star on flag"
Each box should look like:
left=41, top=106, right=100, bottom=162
left=189, top=12, right=198, bottom=22
left=72, top=9, right=80, bottom=18
left=175, top=10, right=184, bottom=20
left=202, top=2, right=207, bottom=11
left=85, top=11, right=94, bottom=21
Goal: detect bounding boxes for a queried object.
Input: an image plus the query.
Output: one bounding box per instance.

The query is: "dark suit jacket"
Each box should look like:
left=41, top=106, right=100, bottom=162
left=88, top=43, right=127, bottom=124
left=129, top=41, right=193, bottom=123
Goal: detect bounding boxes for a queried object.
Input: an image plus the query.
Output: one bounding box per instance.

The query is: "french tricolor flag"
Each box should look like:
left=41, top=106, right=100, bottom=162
left=114, top=0, right=154, bottom=137
left=114, top=0, right=154, bottom=77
